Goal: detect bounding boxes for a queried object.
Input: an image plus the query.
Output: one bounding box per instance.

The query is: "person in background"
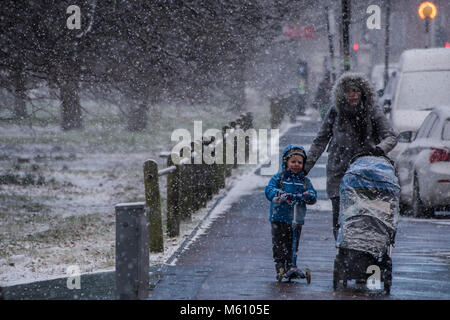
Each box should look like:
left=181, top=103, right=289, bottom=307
left=312, top=72, right=333, bottom=119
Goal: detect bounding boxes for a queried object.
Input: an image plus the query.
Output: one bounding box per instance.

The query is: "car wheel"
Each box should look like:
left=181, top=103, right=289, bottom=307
left=412, top=177, right=434, bottom=218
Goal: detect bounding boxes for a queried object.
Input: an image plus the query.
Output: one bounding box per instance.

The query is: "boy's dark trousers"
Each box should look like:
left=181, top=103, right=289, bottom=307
left=271, top=222, right=302, bottom=273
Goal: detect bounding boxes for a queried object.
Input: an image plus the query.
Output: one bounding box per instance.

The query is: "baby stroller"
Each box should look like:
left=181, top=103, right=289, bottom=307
left=333, top=154, right=400, bottom=294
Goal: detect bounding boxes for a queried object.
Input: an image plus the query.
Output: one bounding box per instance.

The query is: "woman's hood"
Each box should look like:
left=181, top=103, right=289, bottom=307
left=332, top=72, right=376, bottom=114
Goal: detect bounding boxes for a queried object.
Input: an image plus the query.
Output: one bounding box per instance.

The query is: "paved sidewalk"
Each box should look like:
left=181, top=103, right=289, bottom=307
left=2, top=120, right=450, bottom=300
left=148, top=121, right=450, bottom=300
left=149, top=121, right=338, bottom=299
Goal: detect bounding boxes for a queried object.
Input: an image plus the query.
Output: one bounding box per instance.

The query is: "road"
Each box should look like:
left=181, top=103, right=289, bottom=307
left=149, top=119, right=450, bottom=300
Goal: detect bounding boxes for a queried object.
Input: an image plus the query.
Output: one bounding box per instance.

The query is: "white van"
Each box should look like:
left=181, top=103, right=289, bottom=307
left=385, top=48, right=450, bottom=158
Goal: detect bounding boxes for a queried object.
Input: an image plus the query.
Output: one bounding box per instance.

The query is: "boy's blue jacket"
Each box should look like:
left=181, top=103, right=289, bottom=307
left=265, top=144, right=317, bottom=225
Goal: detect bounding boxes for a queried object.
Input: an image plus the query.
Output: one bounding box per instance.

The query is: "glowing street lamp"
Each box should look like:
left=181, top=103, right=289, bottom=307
left=418, top=1, right=437, bottom=19
left=418, top=2, right=437, bottom=48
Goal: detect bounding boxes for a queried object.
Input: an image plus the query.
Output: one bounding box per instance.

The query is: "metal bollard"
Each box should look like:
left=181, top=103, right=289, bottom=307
left=166, top=155, right=180, bottom=237
left=229, top=121, right=238, bottom=169
left=192, top=140, right=207, bottom=208
left=246, top=112, right=254, bottom=129
left=222, top=125, right=233, bottom=177
left=178, top=155, right=193, bottom=222
left=143, top=159, right=164, bottom=252
left=209, top=141, right=221, bottom=195
left=214, top=137, right=226, bottom=190
left=203, top=138, right=214, bottom=201
left=177, top=163, right=188, bottom=221
left=115, top=202, right=149, bottom=300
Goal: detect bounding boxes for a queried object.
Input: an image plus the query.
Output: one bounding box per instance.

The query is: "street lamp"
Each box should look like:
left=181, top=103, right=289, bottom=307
left=418, top=1, right=437, bottom=48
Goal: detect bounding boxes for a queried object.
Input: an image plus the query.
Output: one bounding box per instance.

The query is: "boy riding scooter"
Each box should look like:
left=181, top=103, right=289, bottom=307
left=265, top=144, right=317, bottom=282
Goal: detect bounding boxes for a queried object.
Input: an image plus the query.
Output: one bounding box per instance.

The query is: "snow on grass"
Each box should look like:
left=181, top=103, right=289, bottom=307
left=0, top=98, right=274, bottom=286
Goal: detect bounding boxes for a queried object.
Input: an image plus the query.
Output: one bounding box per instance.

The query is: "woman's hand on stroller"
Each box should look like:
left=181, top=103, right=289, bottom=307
left=370, top=145, right=385, bottom=157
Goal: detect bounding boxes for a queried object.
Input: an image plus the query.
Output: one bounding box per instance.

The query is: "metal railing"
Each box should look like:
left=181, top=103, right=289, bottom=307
left=114, top=112, right=253, bottom=299
left=143, top=112, right=253, bottom=250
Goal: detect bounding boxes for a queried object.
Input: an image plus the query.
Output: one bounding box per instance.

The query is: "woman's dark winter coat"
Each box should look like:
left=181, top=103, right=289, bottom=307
left=303, top=73, right=398, bottom=198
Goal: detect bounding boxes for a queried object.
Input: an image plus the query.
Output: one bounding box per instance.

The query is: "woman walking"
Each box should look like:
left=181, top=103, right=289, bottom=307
left=303, top=72, right=398, bottom=240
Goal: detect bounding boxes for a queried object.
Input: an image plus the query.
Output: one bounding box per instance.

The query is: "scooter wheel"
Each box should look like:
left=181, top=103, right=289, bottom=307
left=277, top=268, right=285, bottom=282
left=305, top=268, right=311, bottom=284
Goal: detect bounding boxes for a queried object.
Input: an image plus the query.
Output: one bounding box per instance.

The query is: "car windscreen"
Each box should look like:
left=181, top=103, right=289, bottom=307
left=396, top=71, right=450, bottom=110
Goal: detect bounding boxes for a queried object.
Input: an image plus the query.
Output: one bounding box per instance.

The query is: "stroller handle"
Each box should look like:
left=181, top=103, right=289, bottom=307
left=349, top=151, right=395, bottom=167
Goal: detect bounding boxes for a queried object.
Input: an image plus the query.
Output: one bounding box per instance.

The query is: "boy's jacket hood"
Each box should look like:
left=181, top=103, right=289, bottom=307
left=281, top=144, right=307, bottom=173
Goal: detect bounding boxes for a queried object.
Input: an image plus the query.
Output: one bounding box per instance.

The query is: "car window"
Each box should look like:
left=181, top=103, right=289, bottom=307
left=443, top=119, right=450, bottom=141
left=396, top=71, right=450, bottom=110
left=416, top=113, right=437, bottom=139
left=427, top=114, right=441, bottom=138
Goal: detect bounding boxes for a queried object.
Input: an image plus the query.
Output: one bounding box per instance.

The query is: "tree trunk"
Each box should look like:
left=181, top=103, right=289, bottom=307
left=13, top=64, right=27, bottom=120
left=127, top=102, right=148, bottom=131
left=231, top=70, right=245, bottom=113
left=225, top=61, right=246, bottom=113
left=60, top=77, right=83, bottom=130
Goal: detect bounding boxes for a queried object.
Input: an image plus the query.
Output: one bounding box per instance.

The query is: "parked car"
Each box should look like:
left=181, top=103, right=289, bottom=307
left=377, top=69, right=399, bottom=114
left=370, top=62, right=398, bottom=95
left=385, top=48, right=450, bottom=159
left=396, top=107, right=450, bottom=217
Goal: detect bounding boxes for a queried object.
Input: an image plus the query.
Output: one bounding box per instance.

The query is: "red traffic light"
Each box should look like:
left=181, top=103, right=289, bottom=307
left=353, top=43, right=359, bottom=51
left=445, top=42, right=450, bottom=48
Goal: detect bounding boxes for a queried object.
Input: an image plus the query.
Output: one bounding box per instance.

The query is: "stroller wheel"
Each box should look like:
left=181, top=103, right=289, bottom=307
left=384, top=280, right=391, bottom=295
left=333, top=260, right=339, bottom=290
left=384, top=260, right=393, bottom=295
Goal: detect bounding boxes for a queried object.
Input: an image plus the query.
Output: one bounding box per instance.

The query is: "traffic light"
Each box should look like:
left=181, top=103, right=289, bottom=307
left=298, top=60, right=308, bottom=77
left=353, top=43, right=359, bottom=51
left=445, top=42, right=450, bottom=48
left=297, top=60, right=308, bottom=95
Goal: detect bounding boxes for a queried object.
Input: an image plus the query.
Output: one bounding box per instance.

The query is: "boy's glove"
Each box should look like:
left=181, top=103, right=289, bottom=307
left=282, top=193, right=294, bottom=204
left=279, top=193, right=299, bottom=205
left=302, top=191, right=316, bottom=205
left=292, top=193, right=304, bottom=201
left=285, top=193, right=296, bottom=201
left=273, top=192, right=290, bottom=204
